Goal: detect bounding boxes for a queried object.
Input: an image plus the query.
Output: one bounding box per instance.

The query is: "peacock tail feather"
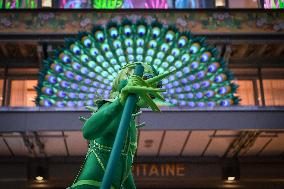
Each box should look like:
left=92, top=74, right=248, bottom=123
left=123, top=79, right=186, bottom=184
left=36, top=19, right=239, bottom=108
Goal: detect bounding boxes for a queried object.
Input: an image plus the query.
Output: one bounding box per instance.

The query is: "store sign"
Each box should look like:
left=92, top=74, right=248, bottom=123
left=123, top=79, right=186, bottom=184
left=132, top=163, right=185, bottom=177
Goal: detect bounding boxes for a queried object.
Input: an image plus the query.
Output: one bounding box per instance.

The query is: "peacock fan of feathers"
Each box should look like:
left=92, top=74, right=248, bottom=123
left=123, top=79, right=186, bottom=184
left=35, top=19, right=239, bottom=108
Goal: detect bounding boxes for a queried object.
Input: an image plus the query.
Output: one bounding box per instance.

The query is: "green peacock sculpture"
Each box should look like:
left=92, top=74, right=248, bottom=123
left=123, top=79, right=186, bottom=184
left=36, top=19, right=238, bottom=108
left=35, top=19, right=239, bottom=189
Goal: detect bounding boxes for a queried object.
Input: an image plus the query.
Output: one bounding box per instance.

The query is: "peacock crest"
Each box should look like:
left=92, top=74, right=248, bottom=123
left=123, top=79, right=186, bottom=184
left=36, top=18, right=239, bottom=108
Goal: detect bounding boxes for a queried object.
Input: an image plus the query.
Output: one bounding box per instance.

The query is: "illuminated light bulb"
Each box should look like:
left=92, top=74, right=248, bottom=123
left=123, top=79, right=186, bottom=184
left=81, top=55, right=89, bottom=63
left=178, top=94, right=185, bottom=99
left=104, top=90, right=110, bottom=95
left=193, top=83, right=200, bottom=90
left=196, top=92, right=203, bottom=99
left=198, top=102, right=205, bottom=107
left=218, top=86, right=231, bottom=95
left=57, top=91, right=66, bottom=98
left=205, top=90, right=214, bottom=98
left=208, top=62, right=220, bottom=73
left=46, top=75, right=57, bottom=84
left=188, top=75, right=195, bottom=81
left=181, top=78, right=187, bottom=84
left=197, top=71, right=205, bottom=79
left=88, top=94, right=95, bottom=99
left=169, top=89, right=175, bottom=94
left=208, top=101, right=215, bottom=107
left=68, top=92, right=76, bottom=99
left=67, top=101, right=75, bottom=107
left=82, top=37, right=92, bottom=47
left=97, top=89, right=103, bottom=94
left=60, top=81, right=69, bottom=88
left=81, top=86, right=88, bottom=92
left=52, top=64, right=63, bottom=73
left=56, top=101, right=65, bottom=108
left=176, top=71, right=182, bottom=78
left=75, top=75, right=83, bottom=82
left=65, top=71, right=74, bottom=79
left=171, top=99, right=178, bottom=104
left=173, top=81, right=179, bottom=87
left=183, top=67, right=190, bottom=75
left=89, top=87, right=95, bottom=93
left=227, top=177, right=235, bottom=181
left=72, top=62, right=81, bottom=70
left=162, top=79, right=169, bottom=85
left=42, top=87, right=53, bottom=95
left=180, top=101, right=186, bottom=106
left=201, top=81, right=210, bottom=88
left=187, top=93, right=194, bottom=99
left=162, top=62, right=169, bottom=68
left=87, top=100, right=94, bottom=106
left=90, top=48, right=99, bottom=56
left=188, top=101, right=195, bottom=107
left=84, top=79, right=92, bottom=85
left=88, top=72, right=96, bottom=78
left=220, top=99, right=231, bottom=107
left=78, top=93, right=85, bottom=99
left=93, top=82, right=99, bottom=87
left=214, top=74, right=227, bottom=83
left=42, top=99, right=52, bottom=107
left=189, top=43, right=200, bottom=54
left=81, top=67, right=89, bottom=75
left=176, top=88, right=182, bottom=93
left=60, top=53, right=71, bottom=63
left=191, top=61, right=199, bottom=70
left=184, top=86, right=191, bottom=91
left=35, top=176, right=44, bottom=181
left=88, top=61, right=96, bottom=68
left=77, top=101, right=84, bottom=107
left=200, top=52, right=211, bottom=62
left=97, top=75, right=103, bottom=81
left=169, top=75, right=175, bottom=81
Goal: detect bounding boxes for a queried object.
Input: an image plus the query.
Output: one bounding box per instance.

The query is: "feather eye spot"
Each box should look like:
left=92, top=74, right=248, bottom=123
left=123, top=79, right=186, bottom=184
left=189, top=43, right=200, bottom=54
left=152, top=27, right=160, bottom=38
left=82, top=36, right=92, bottom=47
left=178, top=36, right=188, bottom=48
left=80, top=54, right=89, bottom=63
left=70, top=44, right=81, bottom=55
left=95, top=31, right=104, bottom=42
left=165, top=31, right=175, bottom=42
left=137, top=25, right=146, bottom=36
left=60, top=53, right=71, bottom=63
left=190, top=61, right=199, bottom=70
left=200, top=52, right=212, bottom=62
left=109, top=27, right=118, bottom=38
left=51, top=64, right=63, bottom=73
left=208, top=62, right=220, bottom=73
left=124, top=26, right=132, bottom=36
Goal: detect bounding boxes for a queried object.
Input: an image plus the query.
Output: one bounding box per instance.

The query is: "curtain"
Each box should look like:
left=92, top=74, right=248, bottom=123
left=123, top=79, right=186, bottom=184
left=263, top=79, right=284, bottom=106
left=234, top=80, right=256, bottom=106
left=10, top=80, right=37, bottom=107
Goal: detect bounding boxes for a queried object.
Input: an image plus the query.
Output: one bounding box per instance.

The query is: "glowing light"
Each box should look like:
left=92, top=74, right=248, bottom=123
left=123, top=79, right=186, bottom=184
left=227, top=177, right=235, bottom=181
left=35, top=176, right=44, bottom=181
